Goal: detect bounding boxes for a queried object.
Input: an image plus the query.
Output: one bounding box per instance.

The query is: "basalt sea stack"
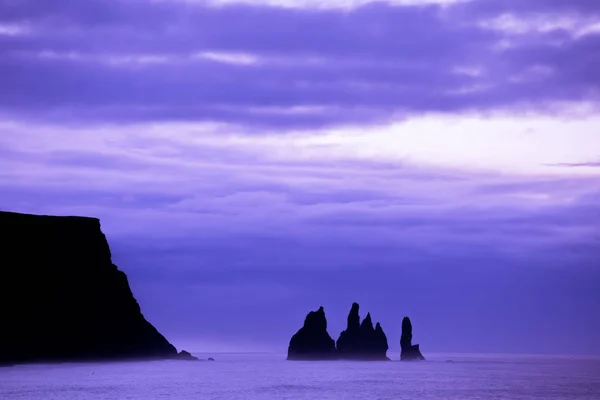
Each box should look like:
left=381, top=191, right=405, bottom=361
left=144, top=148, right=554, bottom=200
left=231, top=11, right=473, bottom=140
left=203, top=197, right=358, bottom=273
left=0, top=211, right=192, bottom=365
left=400, top=316, right=425, bottom=361
left=336, top=302, right=389, bottom=360
left=287, top=306, right=336, bottom=360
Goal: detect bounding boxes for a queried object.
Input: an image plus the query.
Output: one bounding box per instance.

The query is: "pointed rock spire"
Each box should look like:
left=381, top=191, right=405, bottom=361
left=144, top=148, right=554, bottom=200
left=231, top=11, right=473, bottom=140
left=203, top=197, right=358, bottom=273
left=374, top=322, right=389, bottom=355
left=360, top=312, right=373, bottom=330
left=287, top=306, right=336, bottom=360
left=336, top=303, right=389, bottom=360
left=400, top=316, right=425, bottom=361
left=400, top=316, right=413, bottom=349
left=348, top=302, right=360, bottom=330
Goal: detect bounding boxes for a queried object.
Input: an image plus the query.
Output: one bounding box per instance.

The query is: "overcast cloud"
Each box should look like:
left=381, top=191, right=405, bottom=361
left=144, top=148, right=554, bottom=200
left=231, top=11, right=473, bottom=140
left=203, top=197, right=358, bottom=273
left=1, top=0, right=599, bottom=355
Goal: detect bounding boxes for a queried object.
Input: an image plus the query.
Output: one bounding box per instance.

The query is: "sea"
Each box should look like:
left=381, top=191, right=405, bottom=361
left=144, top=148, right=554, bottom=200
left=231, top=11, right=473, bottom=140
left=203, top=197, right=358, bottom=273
left=2, top=352, right=599, bottom=400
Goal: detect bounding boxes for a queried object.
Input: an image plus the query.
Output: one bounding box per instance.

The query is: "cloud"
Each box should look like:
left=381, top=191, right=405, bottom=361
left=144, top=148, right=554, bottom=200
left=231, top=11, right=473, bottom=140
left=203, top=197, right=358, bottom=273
left=464, top=0, right=600, bottom=16
left=200, top=0, right=469, bottom=9
left=550, top=162, right=600, bottom=168
left=1, top=0, right=599, bottom=354
left=1, top=117, right=599, bottom=354
left=1, top=0, right=599, bottom=127
left=2, top=116, right=599, bottom=250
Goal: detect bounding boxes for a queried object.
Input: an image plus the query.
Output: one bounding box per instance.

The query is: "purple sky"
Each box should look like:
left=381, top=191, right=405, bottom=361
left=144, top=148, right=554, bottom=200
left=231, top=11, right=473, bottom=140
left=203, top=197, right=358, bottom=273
left=1, top=0, right=599, bottom=355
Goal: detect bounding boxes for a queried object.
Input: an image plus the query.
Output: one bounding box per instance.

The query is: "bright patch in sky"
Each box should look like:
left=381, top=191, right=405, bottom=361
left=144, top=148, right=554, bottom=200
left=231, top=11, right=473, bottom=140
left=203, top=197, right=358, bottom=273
left=171, top=0, right=469, bottom=9
left=3, top=112, right=599, bottom=178
left=479, top=13, right=600, bottom=39
left=194, top=52, right=261, bottom=65
left=0, top=23, right=30, bottom=36
left=233, top=114, right=600, bottom=175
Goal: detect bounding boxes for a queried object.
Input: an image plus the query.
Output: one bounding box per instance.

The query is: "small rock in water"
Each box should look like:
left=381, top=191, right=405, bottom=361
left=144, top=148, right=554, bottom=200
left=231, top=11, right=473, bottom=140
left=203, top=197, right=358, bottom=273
left=176, top=350, right=199, bottom=361
left=208, top=357, right=215, bottom=361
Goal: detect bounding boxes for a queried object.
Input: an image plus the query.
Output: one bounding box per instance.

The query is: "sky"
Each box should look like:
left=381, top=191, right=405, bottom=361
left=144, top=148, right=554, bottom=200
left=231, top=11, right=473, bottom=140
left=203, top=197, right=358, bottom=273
left=1, top=0, right=599, bottom=356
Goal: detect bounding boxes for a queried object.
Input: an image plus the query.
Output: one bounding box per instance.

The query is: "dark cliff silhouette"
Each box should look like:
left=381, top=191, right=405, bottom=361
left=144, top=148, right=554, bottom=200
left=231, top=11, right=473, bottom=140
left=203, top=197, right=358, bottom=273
left=400, top=316, right=425, bottom=361
left=287, top=306, right=336, bottom=360
left=336, top=303, right=389, bottom=360
left=0, top=211, right=196, bottom=365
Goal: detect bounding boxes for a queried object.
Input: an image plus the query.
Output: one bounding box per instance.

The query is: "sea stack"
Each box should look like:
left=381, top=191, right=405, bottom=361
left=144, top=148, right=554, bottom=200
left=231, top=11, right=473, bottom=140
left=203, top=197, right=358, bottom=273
left=400, top=316, right=425, bottom=361
left=336, top=302, right=389, bottom=360
left=287, top=306, right=337, bottom=360
left=0, top=211, right=189, bottom=365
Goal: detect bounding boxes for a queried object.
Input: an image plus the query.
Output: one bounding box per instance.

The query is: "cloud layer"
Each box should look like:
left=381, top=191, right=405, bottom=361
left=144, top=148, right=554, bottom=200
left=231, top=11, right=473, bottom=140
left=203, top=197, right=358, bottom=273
left=1, top=0, right=599, bottom=354
left=1, top=0, right=599, bottom=127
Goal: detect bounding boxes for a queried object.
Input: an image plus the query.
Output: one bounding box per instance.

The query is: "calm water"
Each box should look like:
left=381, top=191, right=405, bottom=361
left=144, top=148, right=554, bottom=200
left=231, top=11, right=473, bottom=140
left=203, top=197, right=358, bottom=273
left=2, top=353, right=599, bottom=400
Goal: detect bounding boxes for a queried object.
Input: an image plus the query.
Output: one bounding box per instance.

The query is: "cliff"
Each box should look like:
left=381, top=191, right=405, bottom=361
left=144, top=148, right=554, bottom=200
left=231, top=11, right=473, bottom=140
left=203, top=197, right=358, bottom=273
left=336, top=303, right=389, bottom=360
left=0, top=211, right=186, bottom=364
left=400, top=317, right=425, bottom=361
left=287, top=306, right=337, bottom=360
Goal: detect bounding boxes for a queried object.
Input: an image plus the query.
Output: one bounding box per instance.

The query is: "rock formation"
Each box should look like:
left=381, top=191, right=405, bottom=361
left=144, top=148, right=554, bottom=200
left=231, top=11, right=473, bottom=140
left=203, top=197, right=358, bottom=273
left=0, top=211, right=192, bottom=365
left=336, top=303, right=389, bottom=360
left=400, top=316, right=425, bottom=361
left=287, top=306, right=337, bottom=360
left=176, top=350, right=199, bottom=361
left=287, top=304, right=426, bottom=361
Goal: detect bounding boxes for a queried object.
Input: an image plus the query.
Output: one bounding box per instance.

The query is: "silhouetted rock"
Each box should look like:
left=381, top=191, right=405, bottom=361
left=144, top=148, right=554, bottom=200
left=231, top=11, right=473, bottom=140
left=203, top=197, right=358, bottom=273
left=176, top=350, right=199, bottom=361
left=374, top=322, right=389, bottom=356
left=208, top=357, right=215, bottom=361
left=400, top=317, right=425, bottom=361
left=0, top=211, right=179, bottom=365
left=336, top=303, right=389, bottom=360
left=287, top=306, right=337, bottom=360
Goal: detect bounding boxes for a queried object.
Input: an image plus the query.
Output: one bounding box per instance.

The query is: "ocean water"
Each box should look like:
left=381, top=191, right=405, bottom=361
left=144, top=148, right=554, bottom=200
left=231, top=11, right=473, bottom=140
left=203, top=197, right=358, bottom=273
left=2, top=352, right=599, bottom=400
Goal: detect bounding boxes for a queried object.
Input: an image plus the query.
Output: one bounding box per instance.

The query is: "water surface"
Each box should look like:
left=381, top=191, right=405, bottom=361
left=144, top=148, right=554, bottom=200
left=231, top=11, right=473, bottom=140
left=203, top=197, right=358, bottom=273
left=2, top=352, right=599, bottom=399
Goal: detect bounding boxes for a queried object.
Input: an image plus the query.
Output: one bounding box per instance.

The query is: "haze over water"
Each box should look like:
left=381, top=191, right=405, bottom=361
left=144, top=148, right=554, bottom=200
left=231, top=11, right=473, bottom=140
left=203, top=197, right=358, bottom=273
left=3, top=353, right=600, bottom=400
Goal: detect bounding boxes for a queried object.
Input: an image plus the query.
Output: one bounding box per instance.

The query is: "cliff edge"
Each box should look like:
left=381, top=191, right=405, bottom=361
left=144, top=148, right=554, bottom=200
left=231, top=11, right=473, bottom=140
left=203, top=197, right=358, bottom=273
left=0, top=211, right=181, bottom=365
